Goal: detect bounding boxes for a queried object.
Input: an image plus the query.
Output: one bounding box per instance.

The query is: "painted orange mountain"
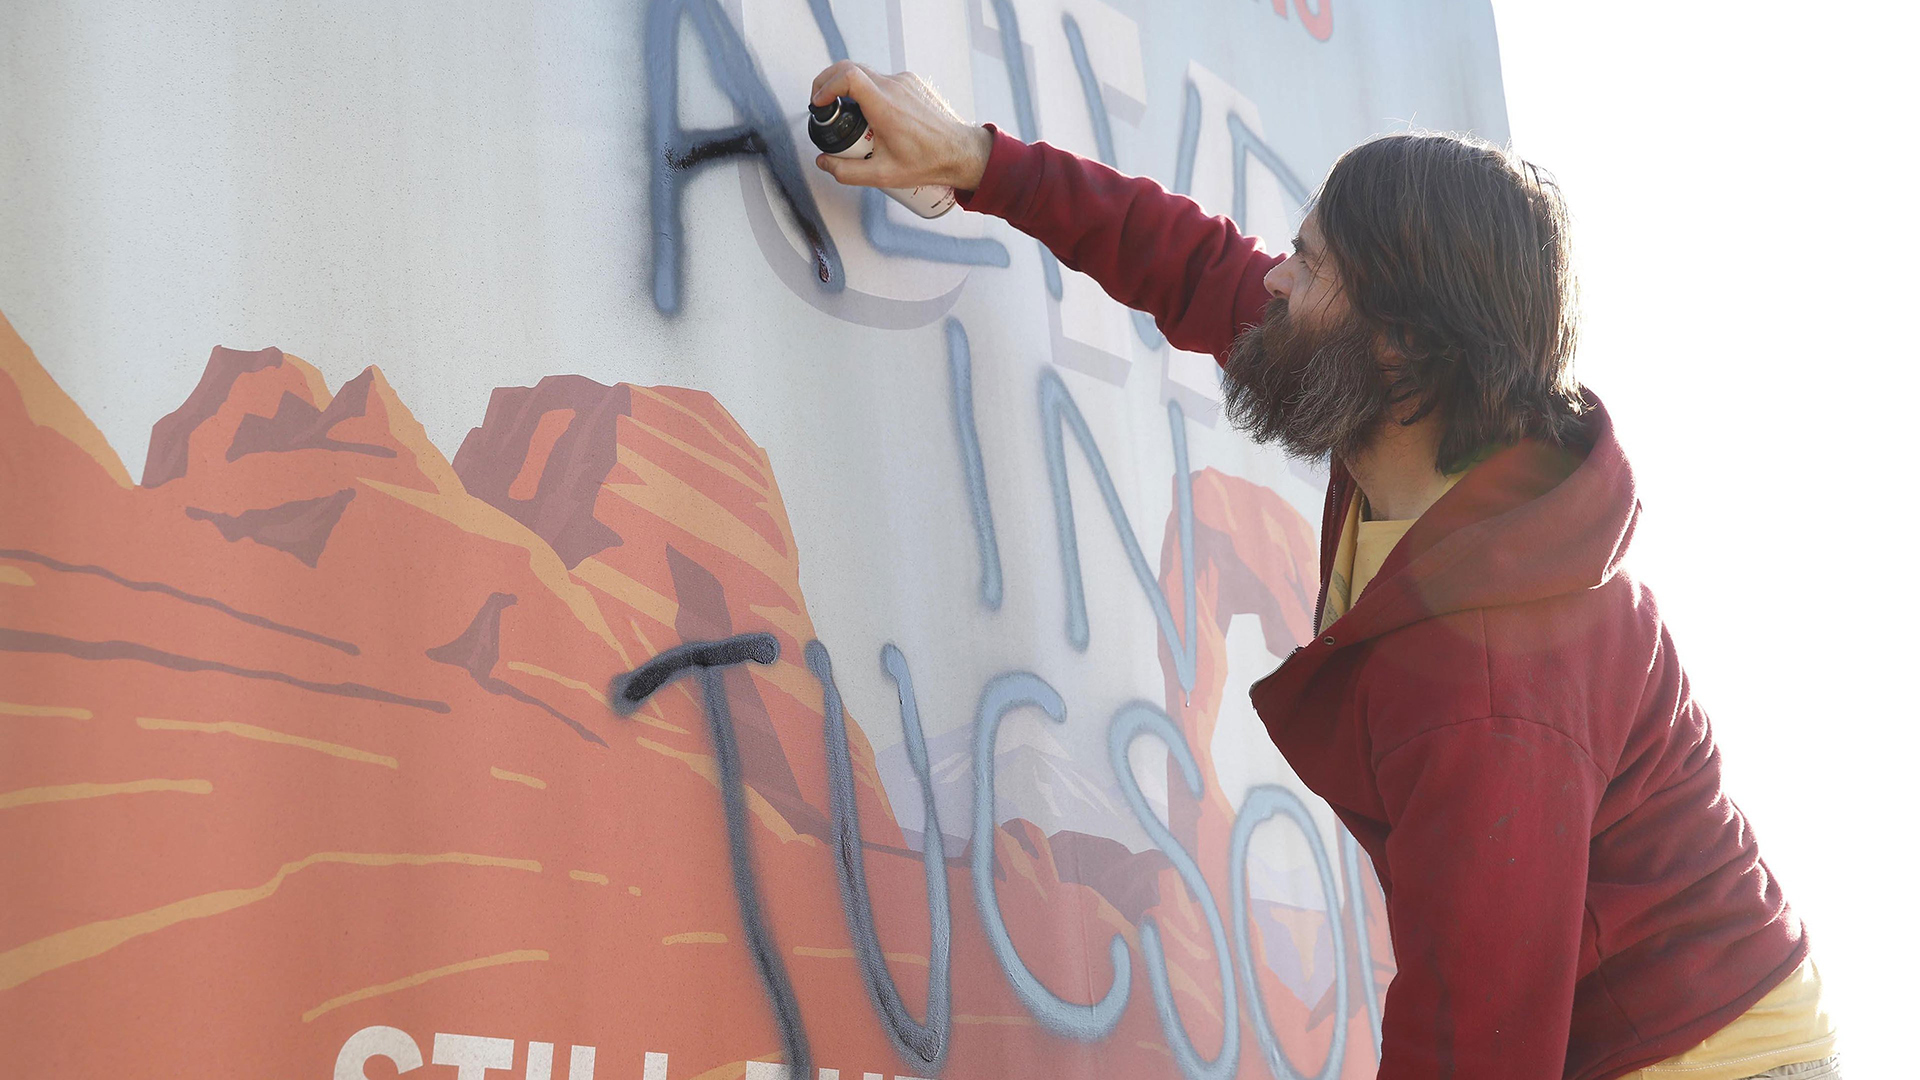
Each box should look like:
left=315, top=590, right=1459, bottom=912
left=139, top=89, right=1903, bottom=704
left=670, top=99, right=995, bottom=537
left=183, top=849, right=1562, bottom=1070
left=0, top=310, right=1385, bottom=1079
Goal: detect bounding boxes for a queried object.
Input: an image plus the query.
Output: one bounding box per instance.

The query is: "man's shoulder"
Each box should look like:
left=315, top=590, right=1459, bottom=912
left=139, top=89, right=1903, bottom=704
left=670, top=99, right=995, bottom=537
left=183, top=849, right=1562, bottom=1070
left=1362, top=584, right=1667, bottom=773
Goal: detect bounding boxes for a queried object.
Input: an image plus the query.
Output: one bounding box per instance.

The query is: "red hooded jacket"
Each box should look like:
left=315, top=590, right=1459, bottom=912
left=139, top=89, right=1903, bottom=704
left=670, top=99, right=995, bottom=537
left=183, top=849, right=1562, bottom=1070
left=958, top=127, right=1808, bottom=1080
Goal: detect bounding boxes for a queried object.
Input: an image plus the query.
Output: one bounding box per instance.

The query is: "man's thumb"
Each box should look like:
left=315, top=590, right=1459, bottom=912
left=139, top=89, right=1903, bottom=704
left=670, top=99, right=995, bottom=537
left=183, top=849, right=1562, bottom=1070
left=815, top=152, right=883, bottom=187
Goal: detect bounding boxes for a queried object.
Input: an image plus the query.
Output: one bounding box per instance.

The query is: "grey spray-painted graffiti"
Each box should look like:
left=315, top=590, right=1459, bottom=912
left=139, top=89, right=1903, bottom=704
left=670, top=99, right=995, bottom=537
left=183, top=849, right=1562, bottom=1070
left=1109, top=701, right=1241, bottom=1080
left=623, top=0, right=1383, bottom=1075
left=970, top=669, right=1133, bottom=1040
left=944, top=318, right=1002, bottom=612
left=985, top=0, right=1064, bottom=301
left=809, top=640, right=955, bottom=1073
left=1040, top=367, right=1198, bottom=695
left=1227, top=115, right=1312, bottom=226
left=647, top=0, right=843, bottom=313
left=644, top=0, right=1315, bottom=341
left=804, top=0, right=1012, bottom=269
left=609, top=634, right=814, bottom=1080
left=1232, top=787, right=1348, bottom=1080
left=1061, top=11, right=1167, bottom=352
left=604, top=349, right=1382, bottom=1078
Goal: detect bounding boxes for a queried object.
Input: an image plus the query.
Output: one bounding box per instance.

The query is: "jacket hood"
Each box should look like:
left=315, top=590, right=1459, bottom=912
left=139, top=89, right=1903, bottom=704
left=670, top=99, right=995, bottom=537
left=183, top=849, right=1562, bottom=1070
left=1330, top=387, right=1640, bottom=646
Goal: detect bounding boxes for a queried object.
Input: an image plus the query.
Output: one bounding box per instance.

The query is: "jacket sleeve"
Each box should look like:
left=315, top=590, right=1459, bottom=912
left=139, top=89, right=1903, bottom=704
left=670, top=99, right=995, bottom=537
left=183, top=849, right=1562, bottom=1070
left=956, top=124, right=1281, bottom=364
left=1371, top=716, right=1606, bottom=1079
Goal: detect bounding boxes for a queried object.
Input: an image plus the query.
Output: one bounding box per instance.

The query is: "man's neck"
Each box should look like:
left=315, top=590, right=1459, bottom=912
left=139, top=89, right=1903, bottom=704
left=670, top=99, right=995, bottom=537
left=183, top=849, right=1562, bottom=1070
left=1345, top=414, right=1453, bottom=522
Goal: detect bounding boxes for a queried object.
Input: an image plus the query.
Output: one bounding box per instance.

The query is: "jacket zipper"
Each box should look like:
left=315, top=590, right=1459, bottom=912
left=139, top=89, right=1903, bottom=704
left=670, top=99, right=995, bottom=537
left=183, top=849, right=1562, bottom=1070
left=1309, top=469, right=1342, bottom=641
left=1281, top=470, right=1343, bottom=673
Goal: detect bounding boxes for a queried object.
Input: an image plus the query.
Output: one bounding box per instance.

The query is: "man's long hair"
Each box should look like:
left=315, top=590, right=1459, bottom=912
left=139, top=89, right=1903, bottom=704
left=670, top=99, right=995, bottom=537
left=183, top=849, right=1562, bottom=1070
left=1308, top=132, right=1586, bottom=472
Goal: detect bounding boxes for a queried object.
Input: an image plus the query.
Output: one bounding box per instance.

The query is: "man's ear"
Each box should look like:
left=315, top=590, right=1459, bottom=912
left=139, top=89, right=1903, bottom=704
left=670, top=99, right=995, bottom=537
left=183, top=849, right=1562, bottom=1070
left=1374, top=336, right=1437, bottom=429
left=1371, top=325, right=1407, bottom=369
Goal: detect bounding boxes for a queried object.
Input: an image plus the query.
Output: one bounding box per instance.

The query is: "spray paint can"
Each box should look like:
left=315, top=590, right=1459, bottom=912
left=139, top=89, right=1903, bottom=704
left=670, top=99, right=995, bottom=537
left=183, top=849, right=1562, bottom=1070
left=807, top=96, right=957, bottom=219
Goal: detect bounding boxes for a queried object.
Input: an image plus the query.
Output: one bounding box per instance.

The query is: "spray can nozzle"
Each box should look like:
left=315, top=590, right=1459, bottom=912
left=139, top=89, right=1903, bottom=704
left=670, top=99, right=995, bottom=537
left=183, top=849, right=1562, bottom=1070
left=806, top=96, right=868, bottom=157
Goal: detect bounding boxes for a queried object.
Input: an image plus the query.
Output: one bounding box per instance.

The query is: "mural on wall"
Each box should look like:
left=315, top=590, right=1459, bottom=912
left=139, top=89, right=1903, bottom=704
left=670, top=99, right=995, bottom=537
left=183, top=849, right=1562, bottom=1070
left=0, top=0, right=1507, bottom=1077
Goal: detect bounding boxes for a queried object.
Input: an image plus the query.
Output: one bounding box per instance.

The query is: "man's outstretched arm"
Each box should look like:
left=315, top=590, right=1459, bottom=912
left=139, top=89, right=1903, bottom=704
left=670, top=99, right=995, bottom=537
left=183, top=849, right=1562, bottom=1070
left=810, top=61, right=1281, bottom=364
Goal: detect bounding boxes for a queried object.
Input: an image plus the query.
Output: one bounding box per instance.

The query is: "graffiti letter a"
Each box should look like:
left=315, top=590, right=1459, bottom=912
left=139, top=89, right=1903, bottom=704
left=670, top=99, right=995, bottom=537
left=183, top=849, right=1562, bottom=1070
left=645, top=0, right=843, bottom=314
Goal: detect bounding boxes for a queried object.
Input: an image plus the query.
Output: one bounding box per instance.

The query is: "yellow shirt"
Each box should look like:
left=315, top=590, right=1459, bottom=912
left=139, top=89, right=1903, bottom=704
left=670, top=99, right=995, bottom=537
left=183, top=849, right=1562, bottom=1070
left=1319, top=478, right=1837, bottom=1077
left=1319, top=473, right=1463, bottom=633
left=1620, top=959, right=1836, bottom=1080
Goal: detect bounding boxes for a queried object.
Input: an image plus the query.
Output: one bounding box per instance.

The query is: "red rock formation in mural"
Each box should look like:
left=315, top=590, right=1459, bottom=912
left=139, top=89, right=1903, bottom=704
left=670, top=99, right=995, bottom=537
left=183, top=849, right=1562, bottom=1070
left=0, top=309, right=1382, bottom=1079
left=1153, top=467, right=1398, bottom=1073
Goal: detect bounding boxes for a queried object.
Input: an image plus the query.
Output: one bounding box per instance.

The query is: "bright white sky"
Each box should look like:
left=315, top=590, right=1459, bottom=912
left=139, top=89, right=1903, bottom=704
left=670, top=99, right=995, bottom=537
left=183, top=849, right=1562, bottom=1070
left=1489, top=1, right=1918, bottom=1072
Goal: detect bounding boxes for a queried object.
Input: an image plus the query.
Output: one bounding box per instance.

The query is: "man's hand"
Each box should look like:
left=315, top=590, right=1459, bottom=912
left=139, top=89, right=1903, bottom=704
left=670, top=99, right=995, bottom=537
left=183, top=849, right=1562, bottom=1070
left=809, top=61, right=994, bottom=191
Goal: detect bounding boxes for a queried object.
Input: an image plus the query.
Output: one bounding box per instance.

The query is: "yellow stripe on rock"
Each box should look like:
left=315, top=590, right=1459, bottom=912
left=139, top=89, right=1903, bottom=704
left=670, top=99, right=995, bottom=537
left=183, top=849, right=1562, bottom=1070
left=302, top=949, right=549, bottom=1023
left=0, top=851, right=542, bottom=991
left=604, top=462, right=787, bottom=575
left=489, top=766, right=546, bottom=790
left=571, top=557, right=679, bottom=630
left=684, top=1058, right=765, bottom=1080
left=615, top=419, right=770, bottom=496
left=0, top=778, right=212, bottom=811
left=505, top=662, right=609, bottom=708
left=631, top=734, right=816, bottom=847
left=137, top=716, right=397, bottom=769
left=792, top=945, right=929, bottom=968
left=0, top=701, right=92, bottom=719
left=629, top=387, right=771, bottom=479
left=626, top=616, right=664, bottom=656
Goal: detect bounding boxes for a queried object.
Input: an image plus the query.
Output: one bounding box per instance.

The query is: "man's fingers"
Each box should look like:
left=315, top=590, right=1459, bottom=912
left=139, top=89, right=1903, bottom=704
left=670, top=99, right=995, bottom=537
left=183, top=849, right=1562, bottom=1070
left=811, top=61, right=883, bottom=107
left=810, top=59, right=862, bottom=104
left=810, top=64, right=901, bottom=125
left=841, top=66, right=904, bottom=124
left=811, top=69, right=861, bottom=109
left=814, top=152, right=885, bottom=187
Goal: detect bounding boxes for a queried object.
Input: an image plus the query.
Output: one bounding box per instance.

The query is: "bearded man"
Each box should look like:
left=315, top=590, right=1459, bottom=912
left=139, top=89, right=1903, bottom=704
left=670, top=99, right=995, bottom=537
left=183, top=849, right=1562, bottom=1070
left=806, top=61, right=1838, bottom=1080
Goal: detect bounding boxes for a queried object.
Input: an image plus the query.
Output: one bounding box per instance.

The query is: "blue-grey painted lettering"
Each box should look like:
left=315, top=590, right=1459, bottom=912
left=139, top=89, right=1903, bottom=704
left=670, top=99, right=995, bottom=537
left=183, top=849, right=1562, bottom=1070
left=1109, top=702, right=1240, bottom=1080
left=971, top=671, right=1131, bottom=1039
left=1229, top=786, right=1348, bottom=1080
left=647, top=0, right=842, bottom=314
left=1062, top=16, right=1116, bottom=166
left=607, top=633, right=812, bottom=1079
left=1130, top=79, right=1205, bottom=352
left=804, top=0, right=1009, bottom=268
left=804, top=0, right=847, bottom=59
left=987, top=0, right=1063, bottom=299
left=860, top=187, right=1012, bottom=266
left=1131, top=303, right=1166, bottom=351
left=1174, top=80, right=1202, bottom=198
left=1225, top=113, right=1311, bottom=229
left=807, top=641, right=953, bottom=1072
left=1061, top=13, right=1165, bottom=351
left=1038, top=368, right=1197, bottom=694
left=946, top=319, right=1002, bottom=610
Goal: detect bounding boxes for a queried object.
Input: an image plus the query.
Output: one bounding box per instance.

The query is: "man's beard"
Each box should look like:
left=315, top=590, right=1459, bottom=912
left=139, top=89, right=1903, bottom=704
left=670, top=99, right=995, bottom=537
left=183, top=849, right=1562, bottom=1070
left=1221, top=297, right=1393, bottom=464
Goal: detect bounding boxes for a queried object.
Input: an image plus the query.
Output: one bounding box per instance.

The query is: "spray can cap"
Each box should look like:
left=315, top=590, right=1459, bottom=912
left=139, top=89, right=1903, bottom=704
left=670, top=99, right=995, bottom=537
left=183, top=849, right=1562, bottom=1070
left=806, top=96, right=868, bottom=155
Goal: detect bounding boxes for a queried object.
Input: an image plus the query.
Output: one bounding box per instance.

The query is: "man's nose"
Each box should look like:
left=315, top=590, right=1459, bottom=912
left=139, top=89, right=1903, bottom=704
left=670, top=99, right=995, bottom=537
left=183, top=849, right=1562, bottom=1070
left=1264, top=260, right=1291, bottom=299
